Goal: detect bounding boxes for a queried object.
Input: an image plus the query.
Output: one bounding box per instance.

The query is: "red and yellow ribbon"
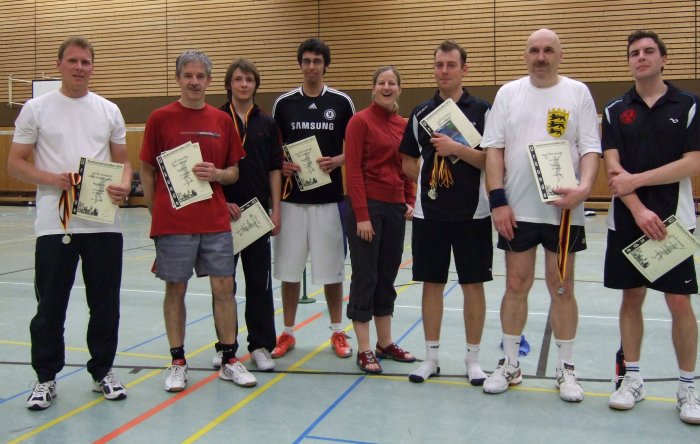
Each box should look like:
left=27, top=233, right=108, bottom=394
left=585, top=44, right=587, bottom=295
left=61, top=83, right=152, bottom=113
left=58, top=172, right=82, bottom=236
left=429, top=153, right=454, bottom=191
left=557, top=208, right=572, bottom=283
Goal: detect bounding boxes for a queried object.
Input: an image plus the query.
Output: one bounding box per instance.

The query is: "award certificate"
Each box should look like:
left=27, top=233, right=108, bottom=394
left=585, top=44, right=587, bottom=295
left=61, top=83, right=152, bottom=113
left=527, top=139, right=578, bottom=202
left=623, top=215, right=700, bottom=283
left=283, top=136, right=331, bottom=191
left=419, top=98, right=483, bottom=164
left=231, top=197, right=275, bottom=254
left=72, top=157, right=124, bottom=223
left=157, top=141, right=213, bottom=209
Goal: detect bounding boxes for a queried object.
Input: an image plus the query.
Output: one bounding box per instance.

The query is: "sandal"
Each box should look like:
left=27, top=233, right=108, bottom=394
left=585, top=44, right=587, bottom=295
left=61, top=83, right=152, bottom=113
left=375, top=343, right=416, bottom=363
left=357, top=350, right=382, bottom=373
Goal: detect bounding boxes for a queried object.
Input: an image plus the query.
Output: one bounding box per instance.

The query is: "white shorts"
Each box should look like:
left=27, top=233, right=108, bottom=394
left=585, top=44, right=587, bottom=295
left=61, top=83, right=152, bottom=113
left=273, top=202, right=346, bottom=285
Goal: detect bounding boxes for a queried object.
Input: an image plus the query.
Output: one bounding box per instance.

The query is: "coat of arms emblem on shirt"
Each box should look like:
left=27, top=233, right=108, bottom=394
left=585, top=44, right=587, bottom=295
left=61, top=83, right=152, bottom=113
left=546, top=108, right=569, bottom=138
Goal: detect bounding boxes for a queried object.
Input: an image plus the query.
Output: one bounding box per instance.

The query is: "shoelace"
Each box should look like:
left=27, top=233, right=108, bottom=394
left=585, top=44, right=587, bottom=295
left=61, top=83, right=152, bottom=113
left=333, top=333, right=350, bottom=349
left=681, top=387, right=699, bottom=407
left=169, top=365, right=186, bottom=379
left=101, top=372, right=119, bottom=387
left=559, top=367, right=580, bottom=386
left=32, top=382, right=51, bottom=395
left=228, top=361, right=248, bottom=373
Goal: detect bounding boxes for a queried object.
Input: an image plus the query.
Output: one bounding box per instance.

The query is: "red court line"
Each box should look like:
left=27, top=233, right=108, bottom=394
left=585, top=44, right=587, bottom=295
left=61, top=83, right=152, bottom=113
left=95, top=258, right=412, bottom=443
left=94, top=311, right=324, bottom=443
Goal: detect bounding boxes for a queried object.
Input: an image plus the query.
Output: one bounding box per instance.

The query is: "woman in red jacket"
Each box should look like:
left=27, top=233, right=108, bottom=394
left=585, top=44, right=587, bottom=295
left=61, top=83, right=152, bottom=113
left=345, top=66, right=416, bottom=373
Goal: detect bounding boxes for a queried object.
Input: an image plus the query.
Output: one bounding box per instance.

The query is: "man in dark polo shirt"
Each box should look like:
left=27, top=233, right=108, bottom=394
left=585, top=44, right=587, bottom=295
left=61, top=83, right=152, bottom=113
left=603, top=30, right=700, bottom=424
left=399, top=40, right=492, bottom=385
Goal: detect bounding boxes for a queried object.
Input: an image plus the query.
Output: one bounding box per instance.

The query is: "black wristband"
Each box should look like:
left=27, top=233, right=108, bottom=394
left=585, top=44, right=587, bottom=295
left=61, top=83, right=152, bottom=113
left=488, top=188, right=508, bottom=209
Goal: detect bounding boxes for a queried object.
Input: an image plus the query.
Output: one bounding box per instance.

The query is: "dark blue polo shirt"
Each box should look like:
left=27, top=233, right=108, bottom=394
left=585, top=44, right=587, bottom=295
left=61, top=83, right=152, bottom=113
left=602, top=81, right=700, bottom=231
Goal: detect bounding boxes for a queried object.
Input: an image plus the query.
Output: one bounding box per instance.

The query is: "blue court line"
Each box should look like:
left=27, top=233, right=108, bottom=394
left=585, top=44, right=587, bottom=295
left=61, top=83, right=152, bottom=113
left=0, top=290, right=258, bottom=405
left=293, top=281, right=460, bottom=444
left=306, top=435, right=379, bottom=444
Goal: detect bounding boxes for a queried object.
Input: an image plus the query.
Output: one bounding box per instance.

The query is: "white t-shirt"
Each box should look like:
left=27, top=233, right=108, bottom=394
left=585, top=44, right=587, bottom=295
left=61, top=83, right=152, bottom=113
left=13, top=90, right=127, bottom=236
left=481, top=76, right=601, bottom=225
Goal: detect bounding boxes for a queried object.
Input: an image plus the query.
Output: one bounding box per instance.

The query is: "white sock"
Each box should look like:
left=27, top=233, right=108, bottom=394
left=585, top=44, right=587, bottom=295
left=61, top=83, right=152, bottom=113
left=502, top=334, right=521, bottom=363
left=330, top=323, right=343, bottom=333
left=426, top=341, right=440, bottom=362
left=554, top=337, right=574, bottom=366
left=625, top=361, right=640, bottom=373
left=679, top=369, right=695, bottom=392
left=284, top=326, right=294, bottom=335
left=466, top=343, right=480, bottom=365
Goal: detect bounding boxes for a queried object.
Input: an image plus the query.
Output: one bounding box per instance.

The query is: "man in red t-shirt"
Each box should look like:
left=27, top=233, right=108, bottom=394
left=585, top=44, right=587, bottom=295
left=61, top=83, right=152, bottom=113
left=140, top=50, right=255, bottom=391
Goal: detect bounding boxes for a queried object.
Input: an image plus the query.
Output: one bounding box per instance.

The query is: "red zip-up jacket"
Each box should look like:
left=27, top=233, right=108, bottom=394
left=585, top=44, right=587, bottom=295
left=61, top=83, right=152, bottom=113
left=345, top=101, right=415, bottom=222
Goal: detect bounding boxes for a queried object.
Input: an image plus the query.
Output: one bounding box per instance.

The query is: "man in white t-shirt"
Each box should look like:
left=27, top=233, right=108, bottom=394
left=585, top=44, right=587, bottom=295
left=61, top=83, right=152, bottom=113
left=481, top=29, right=601, bottom=401
left=8, top=36, right=132, bottom=410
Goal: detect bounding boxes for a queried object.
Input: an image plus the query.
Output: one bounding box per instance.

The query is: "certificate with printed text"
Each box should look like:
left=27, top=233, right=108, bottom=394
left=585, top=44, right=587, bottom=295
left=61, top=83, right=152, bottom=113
left=623, top=215, right=700, bottom=283
left=157, top=141, right=213, bottom=209
left=527, top=139, right=578, bottom=202
left=72, top=157, right=124, bottom=223
left=419, top=98, right=483, bottom=164
left=231, top=198, right=275, bottom=254
left=283, top=136, right=331, bottom=191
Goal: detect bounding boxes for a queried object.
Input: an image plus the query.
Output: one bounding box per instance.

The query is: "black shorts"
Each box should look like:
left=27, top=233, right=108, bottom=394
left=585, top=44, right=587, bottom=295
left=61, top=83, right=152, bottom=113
left=604, top=229, right=698, bottom=294
left=412, top=217, right=493, bottom=284
left=497, top=221, right=587, bottom=253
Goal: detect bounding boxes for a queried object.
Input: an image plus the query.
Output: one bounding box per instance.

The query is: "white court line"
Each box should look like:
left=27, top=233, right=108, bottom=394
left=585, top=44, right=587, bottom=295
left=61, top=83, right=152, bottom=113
left=4, top=279, right=699, bottom=325
left=1, top=280, right=684, bottom=323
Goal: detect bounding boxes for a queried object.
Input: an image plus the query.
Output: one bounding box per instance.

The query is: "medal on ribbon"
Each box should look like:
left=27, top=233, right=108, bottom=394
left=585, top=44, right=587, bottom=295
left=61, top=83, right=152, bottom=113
left=58, top=172, right=82, bottom=244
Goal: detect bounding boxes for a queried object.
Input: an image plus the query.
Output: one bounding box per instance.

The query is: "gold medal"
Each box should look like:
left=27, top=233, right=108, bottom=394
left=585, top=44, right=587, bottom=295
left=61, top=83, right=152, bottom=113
left=62, top=234, right=71, bottom=245
left=428, top=188, right=438, bottom=200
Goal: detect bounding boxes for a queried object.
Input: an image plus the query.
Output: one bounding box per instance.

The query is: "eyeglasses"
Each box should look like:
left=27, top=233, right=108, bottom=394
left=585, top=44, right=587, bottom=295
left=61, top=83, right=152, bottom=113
left=301, top=58, right=324, bottom=66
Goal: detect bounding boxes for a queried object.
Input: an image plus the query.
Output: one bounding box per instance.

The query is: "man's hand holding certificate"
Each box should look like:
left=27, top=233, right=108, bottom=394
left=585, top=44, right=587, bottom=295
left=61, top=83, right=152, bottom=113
left=283, top=135, right=331, bottom=191
left=419, top=98, right=483, bottom=163
left=72, top=157, right=125, bottom=224
left=526, top=139, right=578, bottom=202
left=231, top=198, right=275, bottom=254
left=157, top=141, right=213, bottom=209
left=623, top=215, right=700, bottom=283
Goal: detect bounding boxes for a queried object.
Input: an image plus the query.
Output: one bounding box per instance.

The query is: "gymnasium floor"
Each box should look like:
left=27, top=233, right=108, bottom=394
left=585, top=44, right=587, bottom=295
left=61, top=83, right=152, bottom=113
left=0, top=205, right=699, bottom=443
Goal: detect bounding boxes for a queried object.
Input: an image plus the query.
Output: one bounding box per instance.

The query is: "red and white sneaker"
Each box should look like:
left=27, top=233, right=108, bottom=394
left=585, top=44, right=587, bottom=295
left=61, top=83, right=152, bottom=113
left=271, top=332, right=296, bottom=358
left=330, top=331, right=352, bottom=358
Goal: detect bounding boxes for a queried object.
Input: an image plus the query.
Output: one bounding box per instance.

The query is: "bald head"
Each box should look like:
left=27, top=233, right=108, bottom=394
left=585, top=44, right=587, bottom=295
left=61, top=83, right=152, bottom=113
left=526, top=28, right=561, bottom=52
left=524, top=28, right=563, bottom=87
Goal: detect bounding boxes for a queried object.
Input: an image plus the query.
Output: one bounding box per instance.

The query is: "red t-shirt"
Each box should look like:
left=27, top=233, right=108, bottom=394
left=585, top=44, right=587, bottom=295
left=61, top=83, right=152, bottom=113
left=140, top=101, right=245, bottom=237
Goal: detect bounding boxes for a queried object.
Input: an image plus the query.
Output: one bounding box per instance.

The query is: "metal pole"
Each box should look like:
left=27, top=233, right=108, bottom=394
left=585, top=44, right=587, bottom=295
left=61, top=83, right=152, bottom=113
left=298, top=266, right=316, bottom=304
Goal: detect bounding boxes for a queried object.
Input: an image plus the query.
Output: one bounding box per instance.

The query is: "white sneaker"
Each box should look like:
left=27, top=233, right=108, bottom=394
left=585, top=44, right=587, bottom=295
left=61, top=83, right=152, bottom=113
left=93, top=371, right=127, bottom=400
left=466, top=359, right=487, bottom=386
left=27, top=381, right=57, bottom=410
left=408, top=360, right=440, bottom=383
left=555, top=363, right=583, bottom=402
left=483, top=357, right=522, bottom=394
left=211, top=350, right=223, bottom=369
left=678, top=386, right=700, bottom=424
left=219, top=359, right=257, bottom=387
left=251, top=348, right=275, bottom=372
left=164, top=361, right=188, bottom=392
left=609, top=372, right=644, bottom=410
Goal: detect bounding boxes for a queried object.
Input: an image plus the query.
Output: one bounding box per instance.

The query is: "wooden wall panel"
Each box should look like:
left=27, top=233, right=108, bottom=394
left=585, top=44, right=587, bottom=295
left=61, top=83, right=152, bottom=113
left=0, top=1, right=697, bottom=108
left=320, top=0, right=495, bottom=89
left=0, top=1, right=36, bottom=104
left=163, top=0, right=317, bottom=96
left=493, top=0, right=697, bottom=84
left=32, top=0, right=168, bottom=98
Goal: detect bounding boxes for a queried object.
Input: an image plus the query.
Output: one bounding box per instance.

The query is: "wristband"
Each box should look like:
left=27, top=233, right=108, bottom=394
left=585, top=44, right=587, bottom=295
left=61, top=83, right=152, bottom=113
left=488, top=188, right=508, bottom=209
